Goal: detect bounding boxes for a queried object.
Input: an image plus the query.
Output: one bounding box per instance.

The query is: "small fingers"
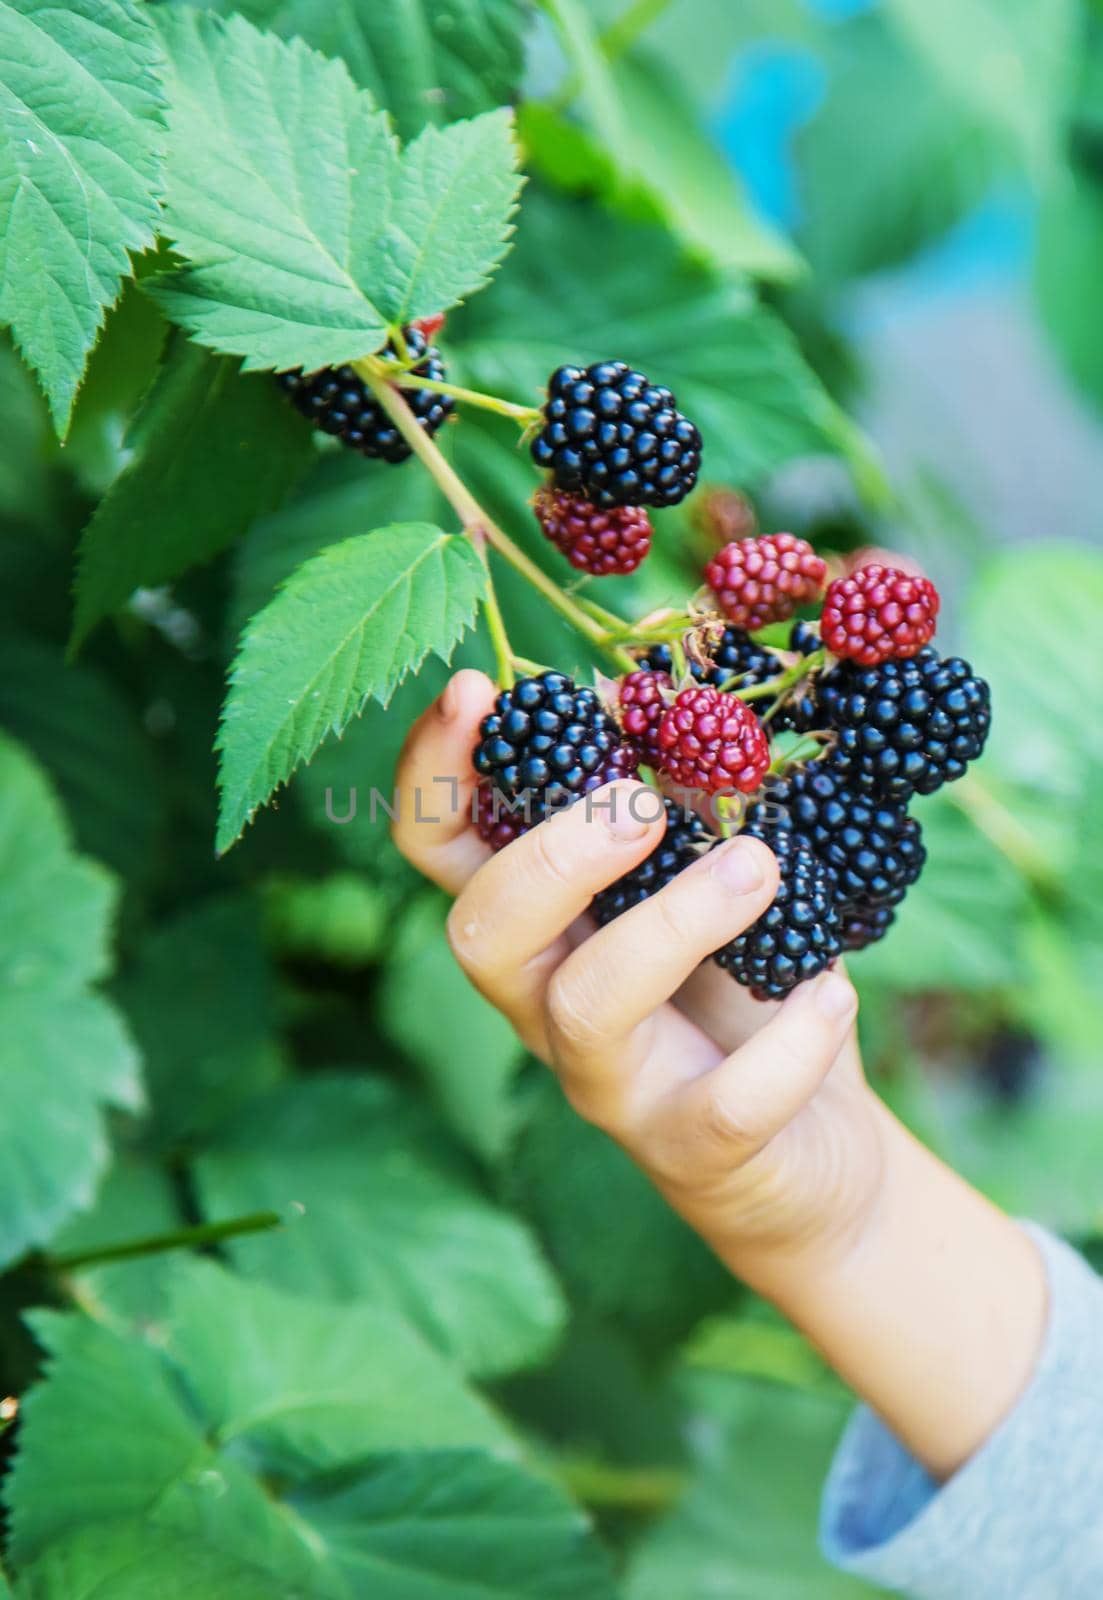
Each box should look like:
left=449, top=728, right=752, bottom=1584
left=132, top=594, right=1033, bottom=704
left=446, top=780, right=666, bottom=1033
left=670, top=967, right=858, bottom=1162
left=392, top=669, right=496, bottom=893
left=545, top=835, right=779, bottom=1070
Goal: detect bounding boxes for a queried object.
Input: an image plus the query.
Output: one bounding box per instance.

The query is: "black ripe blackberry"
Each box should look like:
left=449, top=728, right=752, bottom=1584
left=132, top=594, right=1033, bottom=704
left=839, top=902, right=895, bottom=953
left=715, top=830, right=842, bottom=1000
left=746, top=765, right=925, bottom=910
left=531, top=361, right=702, bottom=509
left=643, top=627, right=782, bottom=692
left=473, top=672, right=636, bottom=817
left=768, top=620, right=823, bottom=734
left=821, top=648, right=991, bottom=802
left=278, top=326, right=453, bottom=463
left=592, top=799, right=712, bottom=925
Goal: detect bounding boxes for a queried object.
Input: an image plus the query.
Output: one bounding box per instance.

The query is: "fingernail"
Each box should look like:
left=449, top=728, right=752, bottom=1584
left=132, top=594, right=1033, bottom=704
left=602, top=783, right=655, bottom=841
left=711, top=838, right=766, bottom=895
left=813, top=970, right=857, bottom=1020
left=438, top=681, right=460, bottom=722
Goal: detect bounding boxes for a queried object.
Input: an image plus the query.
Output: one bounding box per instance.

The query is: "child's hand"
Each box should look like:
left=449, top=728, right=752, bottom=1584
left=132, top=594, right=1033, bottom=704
left=393, top=669, right=884, bottom=1273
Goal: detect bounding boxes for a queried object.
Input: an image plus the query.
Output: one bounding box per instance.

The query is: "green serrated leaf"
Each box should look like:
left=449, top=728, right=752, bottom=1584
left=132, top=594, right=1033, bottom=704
left=71, top=344, right=314, bottom=651
left=216, top=522, right=484, bottom=852
left=7, top=1266, right=608, bottom=1598
left=194, top=0, right=527, bottom=140
left=194, top=1074, right=567, bottom=1377
left=148, top=8, right=396, bottom=372
left=0, top=734, right=140, bottom=1266
left=0, top=0, right=166, bottom=434
left=378, top=107, right=523, bottom=322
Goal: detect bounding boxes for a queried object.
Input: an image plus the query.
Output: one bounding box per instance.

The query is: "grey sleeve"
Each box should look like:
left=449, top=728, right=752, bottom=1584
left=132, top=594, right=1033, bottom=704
left=818, top=1224, right=1103, bottom=1599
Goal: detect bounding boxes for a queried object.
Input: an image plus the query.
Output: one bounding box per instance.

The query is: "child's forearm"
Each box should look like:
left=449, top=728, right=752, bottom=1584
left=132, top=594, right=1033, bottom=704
left=718, top=1097, right=1049, bottom=1481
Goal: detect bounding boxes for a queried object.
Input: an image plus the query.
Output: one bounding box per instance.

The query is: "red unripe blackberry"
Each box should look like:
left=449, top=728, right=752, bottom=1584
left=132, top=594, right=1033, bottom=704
left=820, top=564, right=940, bottom=666
left=278, top=326, right=452, bottom=463
left=533, top=487, right=652, bottom=577
left=591, top=799, right=712, bottom=925
left=475, top=780, right=530, bottom=851
left=411, top=313, right=446, bottom=341
left=656, top=685, right=770, bottom=795
left=705, top=533, right=827, bottom=630
left=616, top=669, right=671, bottom=767
left=714, top=829, right=842, bottom=999
left=531, top=361, right=702, bottom=509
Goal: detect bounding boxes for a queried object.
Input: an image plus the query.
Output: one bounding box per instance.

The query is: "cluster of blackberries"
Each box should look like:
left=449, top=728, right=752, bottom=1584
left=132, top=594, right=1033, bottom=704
left=277, top=326, right=452, bottom=461
left=467, top=532, right=990, bottom=1001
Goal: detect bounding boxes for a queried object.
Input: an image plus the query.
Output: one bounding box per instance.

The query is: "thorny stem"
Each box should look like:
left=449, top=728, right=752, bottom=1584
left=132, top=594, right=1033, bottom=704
left=356, top=364, right=638, bottom=672
left=47, top=1211, right=282, bottom=1273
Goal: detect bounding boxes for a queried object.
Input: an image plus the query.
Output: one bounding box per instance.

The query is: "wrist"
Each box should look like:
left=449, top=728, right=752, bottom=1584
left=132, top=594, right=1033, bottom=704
left=728, top=1102, right=1048, bottom=1479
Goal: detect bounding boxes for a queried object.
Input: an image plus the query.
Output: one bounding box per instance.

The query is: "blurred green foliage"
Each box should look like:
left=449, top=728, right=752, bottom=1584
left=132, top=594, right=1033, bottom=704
left=0, top=0, right=1100, bottom=1594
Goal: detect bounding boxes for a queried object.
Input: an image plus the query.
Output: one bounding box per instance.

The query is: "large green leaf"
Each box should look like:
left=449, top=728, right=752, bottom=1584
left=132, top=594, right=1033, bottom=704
left=71, top=344, right=314, bottom=650
left=381, top=896, right=525, bottom=1163
left=453, top=191, right=849, bottom=488
left=1035, top=175, right=1103, bottom=417
left=521, top=49, right=800, bottom=282
left=885, top=0, right=1076, bottom=175
left=851, top=792, right=1030, bottom=993
left=0, top=0, right=165, bottom=433
left=376, top=108, right=522, bottom=323
left=115, top=894, right=286, bottom=1149
left=6, top=1268, right=611, bottom=1598
left=0, top=735, right=140, bottom=1266
left=149, top=10, right=520, bottom=369
left=628, top=1373, right=885, bottom=1599
left=216, top=522, right=485, bottom=852
left=194, top=0, right=527, bottom=139
left=966, top=543, right=1103, bottom=850
left=194, top=1074, right=567, bottom=1376
left=12, top=1523, right=278, bottom=1600
left=0, top=631, right=161, bottom=881
left=149, top=8, right=395, bottom=370
left=508, top=1072, right=732, bottom=1343
left=795, top=14, right=997, bottom=282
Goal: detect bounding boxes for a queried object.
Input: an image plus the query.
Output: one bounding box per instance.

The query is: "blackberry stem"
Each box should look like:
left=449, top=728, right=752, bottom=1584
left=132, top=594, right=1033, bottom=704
left=479, top=554, right=516, bottom=689
left=948, top=773, right=1060, bottom=897
left=356, top=364, right=638, bottom=672
left=740, top=648, right=826, bottom=705
left=45, top=1210, right=282, bottom=1272
left=388, top=369, right=541, bottom=426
